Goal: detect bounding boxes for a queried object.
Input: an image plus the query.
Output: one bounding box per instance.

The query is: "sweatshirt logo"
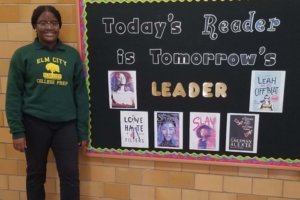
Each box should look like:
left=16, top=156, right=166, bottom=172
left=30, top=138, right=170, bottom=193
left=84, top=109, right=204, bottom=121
left=36, top=57, right=68, bottom=86
left=43, top=62, right=62, bottom=80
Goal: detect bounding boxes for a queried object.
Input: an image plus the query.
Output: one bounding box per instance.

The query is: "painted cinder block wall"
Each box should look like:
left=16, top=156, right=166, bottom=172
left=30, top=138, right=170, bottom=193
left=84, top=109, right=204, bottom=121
left=0, top=0, right=299, bottom=200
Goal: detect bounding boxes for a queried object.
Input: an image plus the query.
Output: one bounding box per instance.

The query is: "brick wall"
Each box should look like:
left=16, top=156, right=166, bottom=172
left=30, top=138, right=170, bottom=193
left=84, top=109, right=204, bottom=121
left=0, top=0, right=299, bottom=200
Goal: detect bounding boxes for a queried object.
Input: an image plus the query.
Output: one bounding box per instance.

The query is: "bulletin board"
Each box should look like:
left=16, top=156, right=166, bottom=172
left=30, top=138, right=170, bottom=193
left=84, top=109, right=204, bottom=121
left=78, top=0, right=300, bottom=169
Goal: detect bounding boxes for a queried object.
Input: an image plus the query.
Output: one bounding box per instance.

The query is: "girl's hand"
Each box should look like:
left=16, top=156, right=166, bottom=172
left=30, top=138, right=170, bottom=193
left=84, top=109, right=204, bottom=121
left=13, top=137, right=27, bottom=152
left=78, top=140, right=88, bottom=147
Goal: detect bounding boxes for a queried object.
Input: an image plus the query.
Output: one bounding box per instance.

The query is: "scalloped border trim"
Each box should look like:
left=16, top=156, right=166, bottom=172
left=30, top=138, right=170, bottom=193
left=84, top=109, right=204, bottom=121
left=83, top=0, right=241, bottom=4
left=79, top=0, right=299, bottom=168
left=87, top=148, right=300, bottom=167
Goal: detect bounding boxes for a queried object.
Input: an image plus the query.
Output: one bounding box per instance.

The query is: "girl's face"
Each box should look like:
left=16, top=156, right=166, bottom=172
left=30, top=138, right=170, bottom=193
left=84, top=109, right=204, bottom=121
left=264, top=95, right=271, bottom=103
left=160, top=122, right=175, bottom=141
left=200, top=128, right=209, bottom=137
left=117, top=73, right=127, bottom=85
left=35, top=11, right=60, bottom=48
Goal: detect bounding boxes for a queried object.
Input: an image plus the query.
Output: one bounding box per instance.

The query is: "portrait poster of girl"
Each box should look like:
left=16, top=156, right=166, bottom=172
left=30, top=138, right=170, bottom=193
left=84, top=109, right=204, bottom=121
left=154, top=111, right=183, bottom=149
left=108, top=70, right=137, bottom=109
left=189, top=112, right=220, bottom=151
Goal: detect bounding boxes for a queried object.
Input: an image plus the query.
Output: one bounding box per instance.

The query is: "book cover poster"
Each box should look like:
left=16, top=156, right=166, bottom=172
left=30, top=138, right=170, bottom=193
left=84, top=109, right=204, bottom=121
left=249, top=70, right=286, bottom=113
left=108, top=70, right=137, bottom=109
left=154, top=111, right=183, bottom=149
left=120, top=111, right=149, bottom=148
left=189, top=112, right=220, bottom=151
left=226, top=113, right=259, bottom=153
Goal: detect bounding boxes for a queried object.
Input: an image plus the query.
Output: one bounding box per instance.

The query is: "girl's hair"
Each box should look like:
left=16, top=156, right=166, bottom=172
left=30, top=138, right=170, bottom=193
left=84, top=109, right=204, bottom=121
left=160, top=120, right=176, bottom=128
left=31, top=5, right=62, bottom=28
left=110, top=72, right=133, bottom=92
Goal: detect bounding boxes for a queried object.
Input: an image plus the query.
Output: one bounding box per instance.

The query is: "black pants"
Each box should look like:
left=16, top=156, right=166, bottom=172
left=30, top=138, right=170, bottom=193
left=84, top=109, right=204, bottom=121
left=23, top=114, right=79, bottom=200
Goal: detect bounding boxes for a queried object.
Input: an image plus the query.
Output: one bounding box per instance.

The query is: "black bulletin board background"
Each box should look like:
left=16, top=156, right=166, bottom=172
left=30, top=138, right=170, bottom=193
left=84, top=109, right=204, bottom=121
left=81, top=0, right=300, bottom=165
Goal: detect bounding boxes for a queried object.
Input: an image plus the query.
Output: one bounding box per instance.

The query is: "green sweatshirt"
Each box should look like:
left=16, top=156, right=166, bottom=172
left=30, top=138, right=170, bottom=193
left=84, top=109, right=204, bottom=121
left=5, top=39, right=89, bottom=141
